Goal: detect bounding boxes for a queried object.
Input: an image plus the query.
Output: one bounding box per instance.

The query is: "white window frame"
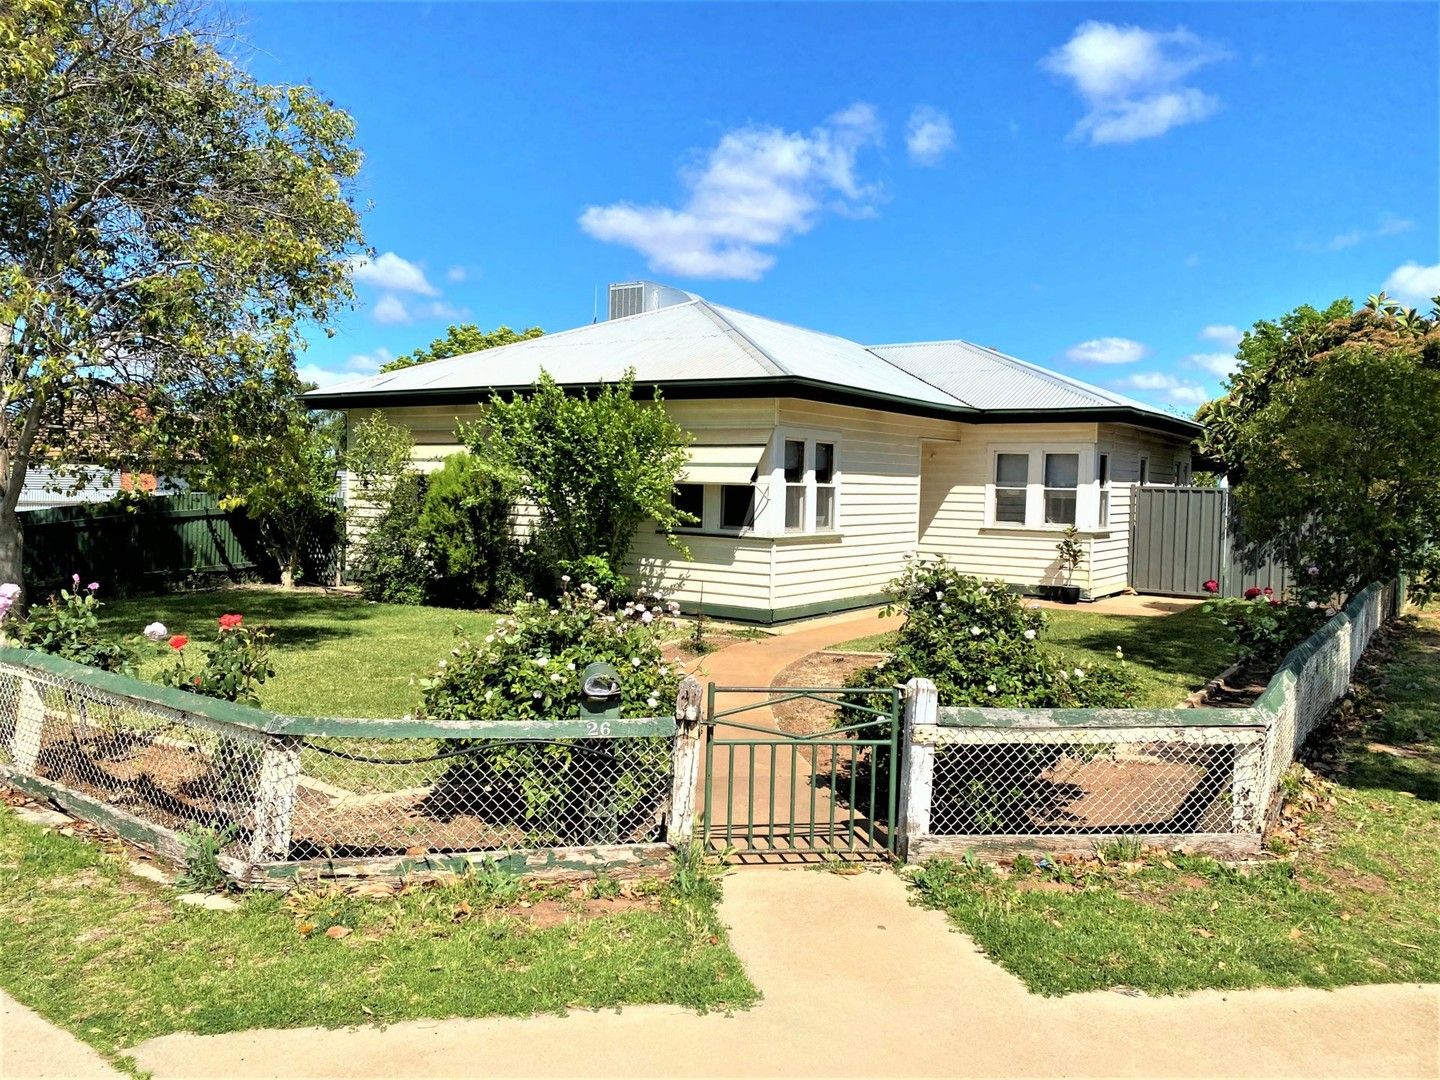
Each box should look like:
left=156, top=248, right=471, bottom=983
left=767, top=427, right=842, bottom=536
left=1138, top=455, right=1150, bottom=487
left=985, top=443, right=1100, bottom=530
left=1097, top=452, right=1111, bottom=528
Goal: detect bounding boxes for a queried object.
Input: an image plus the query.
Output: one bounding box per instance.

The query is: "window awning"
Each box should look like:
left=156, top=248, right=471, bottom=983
left=680, top=444, right=766, bottom=485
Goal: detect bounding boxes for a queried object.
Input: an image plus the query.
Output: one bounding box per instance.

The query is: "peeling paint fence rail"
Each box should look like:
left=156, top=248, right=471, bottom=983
left=0, top=648, right=705, bottom=884
left=896, top=581, right=1402, bottom=860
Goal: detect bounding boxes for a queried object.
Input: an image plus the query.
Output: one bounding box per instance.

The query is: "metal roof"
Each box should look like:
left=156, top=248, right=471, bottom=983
left=306, top=294, right=1198, bottom=435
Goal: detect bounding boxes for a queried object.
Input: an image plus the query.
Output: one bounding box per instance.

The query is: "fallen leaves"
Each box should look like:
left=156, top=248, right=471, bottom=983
left=324, top=926, right=352, bottom=939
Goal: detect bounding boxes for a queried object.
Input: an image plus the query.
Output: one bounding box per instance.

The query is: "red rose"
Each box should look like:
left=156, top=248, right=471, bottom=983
left=1244, top=587, right=1262, bottom=600
left=1269, top=599, right=1281, bottom=607
left=218, top=613, right=244, bottom=631
left=192, top=675, right=202, bottom=685
left=1202, top=579, right=1219, bottom=594
left=1263, top=587, right=1274, bottom=597
left=168, top=634, right=188, bottom=650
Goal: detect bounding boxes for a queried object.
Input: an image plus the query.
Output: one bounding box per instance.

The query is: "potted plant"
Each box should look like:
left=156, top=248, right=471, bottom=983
left=1051, top=526, right=1084, bottom=604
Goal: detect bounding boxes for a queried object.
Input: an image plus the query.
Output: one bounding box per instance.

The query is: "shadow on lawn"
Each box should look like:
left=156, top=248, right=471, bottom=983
left=1046, top=607, right=1235, bottom=685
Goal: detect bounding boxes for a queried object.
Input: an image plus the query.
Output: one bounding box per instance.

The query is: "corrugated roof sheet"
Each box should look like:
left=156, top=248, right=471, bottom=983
left=309, top=292, right=1191, bottom=431
left=866, top=339, right=1162, bottom=412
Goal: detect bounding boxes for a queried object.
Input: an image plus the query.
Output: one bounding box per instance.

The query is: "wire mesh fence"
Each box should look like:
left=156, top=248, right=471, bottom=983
left=0, top=649, right=680, bottom=873
left=928, top=725, right=1262, bottom=836
left=901, top=580, right=1401, bottom=855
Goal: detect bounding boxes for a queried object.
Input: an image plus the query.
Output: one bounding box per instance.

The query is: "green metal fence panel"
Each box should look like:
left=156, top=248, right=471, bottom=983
left=20, top=494, right=343, bottom=592
left=1129, top=487, right=1289, bottom=598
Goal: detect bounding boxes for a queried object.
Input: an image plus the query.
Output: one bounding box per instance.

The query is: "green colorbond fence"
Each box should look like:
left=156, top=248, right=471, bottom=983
left=20, top=494, right=342, bottom=592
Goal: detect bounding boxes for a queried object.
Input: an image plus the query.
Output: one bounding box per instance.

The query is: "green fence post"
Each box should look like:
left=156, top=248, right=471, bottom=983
left=577, top=662, right=622, bottom=845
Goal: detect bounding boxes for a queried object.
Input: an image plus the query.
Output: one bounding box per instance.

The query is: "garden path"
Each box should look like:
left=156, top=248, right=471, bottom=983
left=123, top=867, right=1440, bottom=1079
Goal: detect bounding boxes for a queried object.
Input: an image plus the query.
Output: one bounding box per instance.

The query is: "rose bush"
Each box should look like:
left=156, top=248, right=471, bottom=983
left=416, top=583, right=683, bottom=843
left=1202, top=585, right=1331, bottom=669
left=157, top=613, right=274, bottom=706
left=0, top=575, right=132, bottom=673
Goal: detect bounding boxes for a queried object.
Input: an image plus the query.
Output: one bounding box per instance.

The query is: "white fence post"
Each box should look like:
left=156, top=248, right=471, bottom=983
left=247, top=734, right=302, bottom=866
left=1230, top=730, right=1267, bottom=833
left=9, top=674, right=45, bottom=773
left=667, top=676, right=704, bottom=845
left=896, top=678, right=938, bottom=861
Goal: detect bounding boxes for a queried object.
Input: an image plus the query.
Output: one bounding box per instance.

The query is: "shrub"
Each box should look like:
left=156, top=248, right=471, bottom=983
left=1202, top=585, right=1330, bottom=669
left=850, top=559, right=1140, bottom=709
left=416, top=452, right=519, bottom=607
left=2, top=576, right=132, bottom=673
left=352, top=471, right=433, bottom=605
left=157, top=613, right=275, bottom=707
left=417, top=583, right=683, bottom=844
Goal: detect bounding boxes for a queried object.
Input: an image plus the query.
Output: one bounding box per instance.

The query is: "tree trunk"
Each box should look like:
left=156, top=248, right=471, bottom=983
left=279, top=547, right=299, bottom=589
left=0, top=505, right=24, bottom=598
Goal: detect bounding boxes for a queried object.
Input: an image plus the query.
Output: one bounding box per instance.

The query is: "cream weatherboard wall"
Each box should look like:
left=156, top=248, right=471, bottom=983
left=337, top=399, right=1193, bottom=620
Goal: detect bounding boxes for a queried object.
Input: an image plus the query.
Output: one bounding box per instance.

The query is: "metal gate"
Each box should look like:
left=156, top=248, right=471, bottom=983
left=702, top=684, right=901, bottom=861
left=1129, top=486, right=1290, bottom=598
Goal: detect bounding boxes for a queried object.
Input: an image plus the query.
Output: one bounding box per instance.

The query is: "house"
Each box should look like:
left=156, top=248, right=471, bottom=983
left=305, top=282, right=1200, bottom=622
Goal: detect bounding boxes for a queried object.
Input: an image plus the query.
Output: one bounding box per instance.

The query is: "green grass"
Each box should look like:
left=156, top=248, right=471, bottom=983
left=833, top=605, right=1235, bottom=707
left=95, top=588, right=497, bottom=717
left=906, top=615, right=1440, bottom=996
left=0, top=812, right=757, bottom=1062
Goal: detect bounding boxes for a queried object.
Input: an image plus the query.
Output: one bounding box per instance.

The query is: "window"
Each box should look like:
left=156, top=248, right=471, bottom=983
left=815, top=442, right=836, bottom=530
left=1098, top=453, right=1111, bottom=528
left=783, top=439, right=806, bottom=532
left=720, top=485, right=755, bottom=531
left=1043, top=453, right=1079, bottom=525
left=672, top=483, right=704, bottom=526
left=1138, top=456, right=1150, bottom=486
left=993, top=453, right=1029, bottom=524
left=1176, top=459, right=1191, bottom=485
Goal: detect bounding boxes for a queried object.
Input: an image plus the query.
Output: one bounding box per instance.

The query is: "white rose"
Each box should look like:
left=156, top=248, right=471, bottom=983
left=1306, top=600, right=1318, bottom=610
left=142, top=622, right=167, bottom=642
left=986, top=683, right=997, bottom=694
left=641, top=611, right=654, bottom=624
left=1023, top=629, right=1037, bottom=641
left=970, top=626, right=983, bottom=637
left=631, top=656, right=643, bottom=667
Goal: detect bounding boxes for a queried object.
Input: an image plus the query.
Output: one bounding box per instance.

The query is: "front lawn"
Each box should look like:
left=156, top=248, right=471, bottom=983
left=0, top=809, right=757, bottom=1066
left=95, top=587, right=497, bottom=717
left=833, top=605, right=1234, bottom=707
left=906, top=614, right=1440, bottom=996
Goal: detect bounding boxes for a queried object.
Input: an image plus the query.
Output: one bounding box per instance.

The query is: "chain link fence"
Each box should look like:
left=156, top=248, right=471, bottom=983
left=899, top=580, right=1401, bottom=857
left=0, top=649, right=684, bottom=878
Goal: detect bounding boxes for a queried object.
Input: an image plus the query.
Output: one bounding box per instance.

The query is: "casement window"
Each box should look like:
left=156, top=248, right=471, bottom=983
left=1175, top=459, right=1192, bottom=485
left=719, top=485, right=756, bottom=531
left=1138, top=456, right=1150, bottom=486
left=987, top=445, right=1103, bottom=530
left=672, top=483, right=704, bottom=525
left=1097, top=454, right=1111, bottom=527
left=669, top=431, right=840, bottom=537
left=783, top=439, right=806, bottom=532
left=1042, top=453, right=1080, bottom=525
left=814, top=442, right=837, bottom=530
left=773, top=431, right=841, bottom=535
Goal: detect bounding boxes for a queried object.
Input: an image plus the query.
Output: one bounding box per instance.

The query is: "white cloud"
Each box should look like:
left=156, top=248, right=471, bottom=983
left=296, top=348, right=393, bottom=389
left=1042, top=22, right=1225, bottom=145
left=905, top=106, right=956, bottom=166
left=579, top=103, right=886, bottom=281
left=1065, top=336, right=1148, bottom=365
left=1382, top=261, right=1440, bottom=305
left=1326, top=213, right=1414, bottom=251
left=372, top=294, right=412, bottom=325
left=1115, top=371, right=1210, bottom=405
left=1199, top=324, right=1243, bottom=348
left=422, top=301, right=467, bottom=321
left=446, top=266, right=467, bottom=283
left=349, top=252, right=438, bottom=296
left=1187, top=352, right=1240, bottom=378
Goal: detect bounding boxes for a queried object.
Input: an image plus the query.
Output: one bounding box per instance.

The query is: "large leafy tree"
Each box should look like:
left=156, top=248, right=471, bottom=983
left=380, top=323, right=543, bottom=373
left=466, top=370, right=691, bottom=578
left=0, top=0, right=365, bottom=590
left=1197, top=294, right=1440, bottom=600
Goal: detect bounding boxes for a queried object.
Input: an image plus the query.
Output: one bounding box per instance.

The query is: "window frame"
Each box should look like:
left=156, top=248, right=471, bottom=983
left=1097, top=453, right=1111, bottom=528
left=985, top=443, right=1100, bottom=531
left=768, top=427, right=843, bottom=537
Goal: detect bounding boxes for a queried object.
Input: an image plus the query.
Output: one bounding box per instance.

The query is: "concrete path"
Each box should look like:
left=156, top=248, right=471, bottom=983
left=126, top=868, right=1439, bottom=1079
left=0, top=992, right=124, bottom=1080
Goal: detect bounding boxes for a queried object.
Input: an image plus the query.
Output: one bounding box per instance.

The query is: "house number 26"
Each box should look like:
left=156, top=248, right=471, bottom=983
left=585, top=721, right=612, bottom=737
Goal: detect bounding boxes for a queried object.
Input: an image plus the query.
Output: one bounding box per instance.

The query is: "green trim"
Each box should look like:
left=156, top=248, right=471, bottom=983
left=0, top=767, right=191, bottom=861
left=690, top=591, right=889, bottom=626
left=268, top=715, right=677, bottom=739
left=253, top=843, right=673, bottom=881
left=935, top=706, right=1265, bottom=730
left=305, top=376, right=1202, bottom=440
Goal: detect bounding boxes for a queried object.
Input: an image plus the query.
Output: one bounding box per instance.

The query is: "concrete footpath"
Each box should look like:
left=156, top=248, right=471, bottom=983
left=0, top=992, right=125, bottom=1079
left=124, top=869, right=1439, bottom=1080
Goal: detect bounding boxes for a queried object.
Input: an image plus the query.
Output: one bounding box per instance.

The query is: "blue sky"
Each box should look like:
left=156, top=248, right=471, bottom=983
left=231, top=2, right=1440, bottom=411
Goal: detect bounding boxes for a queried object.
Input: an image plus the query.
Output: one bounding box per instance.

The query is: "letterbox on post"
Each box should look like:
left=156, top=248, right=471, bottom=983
left=578, top=661, right=621, bottom=844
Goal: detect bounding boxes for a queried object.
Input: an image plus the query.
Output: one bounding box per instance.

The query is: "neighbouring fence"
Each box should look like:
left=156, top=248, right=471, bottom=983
left=897, top=580, right=1402, bottom=859
left=0, top=648, right=704, bottom=883
left=20, top=493, right=343, bottom=592
left=1129, top=486, right=1290, bottom=599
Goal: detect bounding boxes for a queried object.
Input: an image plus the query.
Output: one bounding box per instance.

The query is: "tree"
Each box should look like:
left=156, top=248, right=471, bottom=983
left=465, top=370, right=691, bottom=579
left=380, top=323, right=544, bottom=373
left=1197, top=296, right=1440, bottom=600
left=0, top=0, right=365, bottom=591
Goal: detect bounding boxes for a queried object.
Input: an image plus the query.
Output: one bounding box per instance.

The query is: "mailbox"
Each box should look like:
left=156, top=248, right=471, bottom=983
left=579, top=661, right=622, bottom=720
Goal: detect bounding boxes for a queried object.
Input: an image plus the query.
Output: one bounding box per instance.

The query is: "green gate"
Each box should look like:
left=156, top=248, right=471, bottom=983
left=702, top=684, right=901, bottom=860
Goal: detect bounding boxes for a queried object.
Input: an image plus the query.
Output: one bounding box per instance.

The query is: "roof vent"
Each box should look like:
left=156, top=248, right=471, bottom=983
left=607, top=280, right=696, bottom=320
